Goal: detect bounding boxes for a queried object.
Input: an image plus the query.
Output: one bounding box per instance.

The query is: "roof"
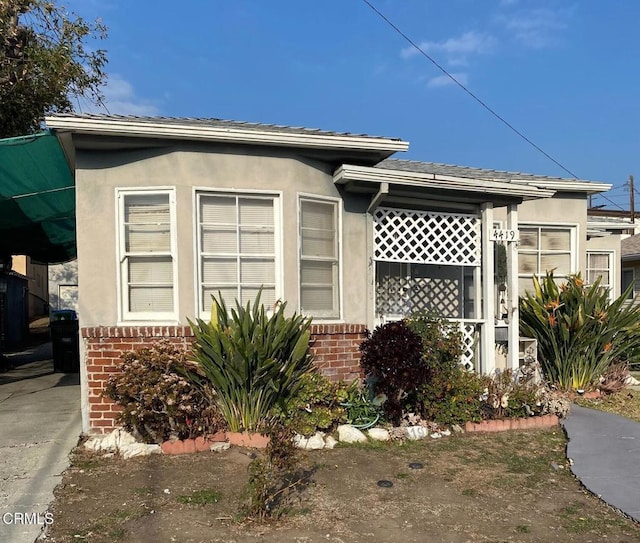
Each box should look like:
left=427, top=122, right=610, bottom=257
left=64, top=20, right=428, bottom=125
left=334, top=163, right=555, bottom=205
left=45, top=113, right=409, bottom=160
left=622, top=234, right=640, bottom=260
left=0, top=131, right=75, bottom=263
left=376, top=159, right=611, bottom=194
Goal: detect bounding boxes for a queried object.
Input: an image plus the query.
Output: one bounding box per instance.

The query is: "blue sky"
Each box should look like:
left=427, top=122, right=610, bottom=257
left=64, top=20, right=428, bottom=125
left=64, top=0, right=640, bottom=210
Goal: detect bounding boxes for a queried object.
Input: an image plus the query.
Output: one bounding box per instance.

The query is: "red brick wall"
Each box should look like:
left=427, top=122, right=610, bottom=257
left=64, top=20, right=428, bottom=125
left=82, top=323, right=366, bottom=434
left=309, top=324, right=366, bottom=381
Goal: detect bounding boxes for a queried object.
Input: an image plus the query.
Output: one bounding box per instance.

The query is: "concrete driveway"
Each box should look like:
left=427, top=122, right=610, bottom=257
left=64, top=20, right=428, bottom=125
left=0, top=342, right=81, bottom=543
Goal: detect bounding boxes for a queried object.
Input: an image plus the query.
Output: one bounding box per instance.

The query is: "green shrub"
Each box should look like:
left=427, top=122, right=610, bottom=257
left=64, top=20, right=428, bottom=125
left=520, top=272, right=640, bottom=391
left=277, top=372, right=350, bottom=436
left=186, top=292, right=315, bottom=433
left=104, top=341, right=223, bottom=443
left=417, top=366, right=485, bottom=425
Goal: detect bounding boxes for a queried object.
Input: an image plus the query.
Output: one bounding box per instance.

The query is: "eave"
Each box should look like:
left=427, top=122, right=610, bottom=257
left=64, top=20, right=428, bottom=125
left=45, top=115, right=409, bottom=156
left=334, top=164, right=556, bottom=202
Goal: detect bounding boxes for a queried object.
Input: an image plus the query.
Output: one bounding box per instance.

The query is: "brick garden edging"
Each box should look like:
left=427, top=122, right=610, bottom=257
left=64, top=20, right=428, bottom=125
left=464, top=414, right=559, bottom=433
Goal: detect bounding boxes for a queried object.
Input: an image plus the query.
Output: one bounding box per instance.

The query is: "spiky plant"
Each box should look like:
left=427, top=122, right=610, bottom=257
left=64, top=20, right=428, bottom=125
left=520, top=272, right=640, bottom=391
left=186, top=292, right=315, bottom=433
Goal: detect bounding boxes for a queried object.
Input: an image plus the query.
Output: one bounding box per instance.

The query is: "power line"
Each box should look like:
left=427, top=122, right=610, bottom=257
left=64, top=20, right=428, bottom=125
left=362, top=0, right=579, bottom=179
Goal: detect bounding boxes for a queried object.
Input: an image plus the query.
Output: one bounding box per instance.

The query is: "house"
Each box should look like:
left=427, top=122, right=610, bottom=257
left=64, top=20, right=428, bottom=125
left=2, top=113, right=615, bottom=434
left=621, top=234, right=640, bottom=300
left=12, top=255, right=49, bottom=319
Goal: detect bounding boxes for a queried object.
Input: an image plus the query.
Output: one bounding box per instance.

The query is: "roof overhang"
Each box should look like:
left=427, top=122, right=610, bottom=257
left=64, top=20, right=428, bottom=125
left=45, top=115, right=409, bottom=160
left=511, top=178, right=611, bottom=195
left=334, top=164, right=556, bottom=206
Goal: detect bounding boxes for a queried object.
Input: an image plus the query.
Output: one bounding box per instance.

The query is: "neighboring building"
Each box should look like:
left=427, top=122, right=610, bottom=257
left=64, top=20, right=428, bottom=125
left=12, top=255, right=49, bottom=320
left=49, top=259, right=79, bottom=313
left=621, top=234, right=640, bottom=301
left=25, top=113, right=615, bottom=434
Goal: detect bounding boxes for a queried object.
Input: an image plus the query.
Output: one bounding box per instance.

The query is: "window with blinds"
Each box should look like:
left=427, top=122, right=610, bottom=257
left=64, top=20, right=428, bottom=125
left=118, top=190, right=176, bottom=320
left=518, top=225, right=575, bottom=295
left=299, top=198, right=340, bottom=318
left=197, top=193, right=278, bottom=315
left=586, top=251, right=614, bottom=300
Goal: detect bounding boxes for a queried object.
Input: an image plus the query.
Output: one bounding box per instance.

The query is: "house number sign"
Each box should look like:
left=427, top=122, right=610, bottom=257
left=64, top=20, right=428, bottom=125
left=490, top=228, right=519, bottom=242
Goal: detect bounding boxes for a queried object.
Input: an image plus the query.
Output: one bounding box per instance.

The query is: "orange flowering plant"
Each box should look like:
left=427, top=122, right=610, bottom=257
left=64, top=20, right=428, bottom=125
left=520, top=272, right=640, bottom=391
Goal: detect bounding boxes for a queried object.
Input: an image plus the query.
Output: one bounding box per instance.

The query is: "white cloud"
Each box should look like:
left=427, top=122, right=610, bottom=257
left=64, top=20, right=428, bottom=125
left=77, top=74, right=160, bottom=116
left=499, top=0, right=519, bottom=6
left=496, top=8, right=568, bottom=48
left=427, top=72, right=468, bottom=88
left=100, top=74, right=161, bottom=116
left=401, top=31, right=497, bottom=65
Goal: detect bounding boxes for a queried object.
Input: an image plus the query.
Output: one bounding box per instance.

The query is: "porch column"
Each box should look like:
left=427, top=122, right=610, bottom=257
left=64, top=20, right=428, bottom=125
left=481, top=202, right=495, bottom=374
left=506, top=204, right=519, bottom=370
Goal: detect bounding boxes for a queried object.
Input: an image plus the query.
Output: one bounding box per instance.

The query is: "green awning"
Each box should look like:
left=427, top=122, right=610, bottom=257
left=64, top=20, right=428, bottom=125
left=0, top=130, right=76, bottom=263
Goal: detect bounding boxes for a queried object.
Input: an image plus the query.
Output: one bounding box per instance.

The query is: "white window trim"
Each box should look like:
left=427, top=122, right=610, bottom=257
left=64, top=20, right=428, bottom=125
left=518, top=223, right=578, bottom=284
left=297, top=193, right=343, bottom=322
left=115, top=187, right=179, bottom=323
left=194, top=188, right=283, bottom=320
left=586, top=250, right=616, bottom=301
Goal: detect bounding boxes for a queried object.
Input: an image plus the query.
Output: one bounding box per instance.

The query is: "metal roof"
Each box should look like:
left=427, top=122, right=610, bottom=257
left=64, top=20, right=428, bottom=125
left=376, top=158, right=610, bottom=194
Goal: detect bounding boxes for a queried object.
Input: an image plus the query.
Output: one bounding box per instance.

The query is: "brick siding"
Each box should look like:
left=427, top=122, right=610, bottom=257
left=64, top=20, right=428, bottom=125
left=82, top=323, right=366, bottom=434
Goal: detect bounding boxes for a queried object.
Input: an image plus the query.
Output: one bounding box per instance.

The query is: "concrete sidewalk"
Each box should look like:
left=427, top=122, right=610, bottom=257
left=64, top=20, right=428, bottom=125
left=562, top=404, right=640, bottom=523
left=0, top=342, right=81, bottom=543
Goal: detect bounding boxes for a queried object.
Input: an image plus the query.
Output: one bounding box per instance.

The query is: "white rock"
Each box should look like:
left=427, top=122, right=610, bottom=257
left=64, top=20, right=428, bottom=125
left=337, top=425, right=367, bottom=444
left=294, top=432, right=325, bottom=450
left=451, top=424, right=464, bottom=433
left=625, top=375, right=640, bottom=386
left=120, top=443, right=161, bottom=459
left=405, top=426, right=428, bottom=441
left=324, top=435, right=338, bottom=449
left=430, top=432, right=442, bottom=439
left=441, top=429, right=451, bottom=436
left=210, top=442, right=230, bottom=452
left=367, top=428, right=390, bottom=441
left=84, top=429, right=135, bottom=452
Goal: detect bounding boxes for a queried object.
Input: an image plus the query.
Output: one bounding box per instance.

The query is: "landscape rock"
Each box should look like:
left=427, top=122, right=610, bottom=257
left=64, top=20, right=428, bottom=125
left=405, top=426, right=428, bottom=441
left=294, top=432, right=325, bottom=450
left=451, top=424, right=464, bottom=433
left=120, top=443, right=161, bottom=459
left=367, top=428, right=390, bottom=441
left=210, top=442, right=231, bottom=453
left=84, top=429, right=137, bottom=452
left=337, top=425, right=367, bottom=444
left=324, top=436, right=338, bottom=449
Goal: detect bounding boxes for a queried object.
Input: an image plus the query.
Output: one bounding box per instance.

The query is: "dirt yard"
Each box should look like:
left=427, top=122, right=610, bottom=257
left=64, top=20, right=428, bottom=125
left=43, top=428, right=640, bottom=543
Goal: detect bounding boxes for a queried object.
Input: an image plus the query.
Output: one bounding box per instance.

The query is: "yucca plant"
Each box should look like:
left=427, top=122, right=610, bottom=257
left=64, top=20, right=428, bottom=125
left=186, top=292, right=315, bottom=433
left=520, top=272, right=640, bottom=391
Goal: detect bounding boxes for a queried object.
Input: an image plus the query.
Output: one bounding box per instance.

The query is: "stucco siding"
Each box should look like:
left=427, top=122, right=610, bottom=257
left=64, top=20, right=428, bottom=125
left=75, top=143, right=369, bottom=327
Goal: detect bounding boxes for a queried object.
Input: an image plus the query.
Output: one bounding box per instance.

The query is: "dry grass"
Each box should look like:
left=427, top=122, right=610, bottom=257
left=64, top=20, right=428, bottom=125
left=575, top=388, right=640, bottom=422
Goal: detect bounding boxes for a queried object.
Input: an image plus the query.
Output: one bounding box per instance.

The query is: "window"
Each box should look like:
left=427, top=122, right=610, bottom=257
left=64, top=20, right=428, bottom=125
left=299, top=197, right=340, bottom=319
left=197, top=192, right=278, bottom=315
left=518, top=225, right=575, bottom=295
left=586, top=251, right=614, bottom=300
left=622, top=268, right=635, bottom=300
left=117, top=189, right=176, bottom=320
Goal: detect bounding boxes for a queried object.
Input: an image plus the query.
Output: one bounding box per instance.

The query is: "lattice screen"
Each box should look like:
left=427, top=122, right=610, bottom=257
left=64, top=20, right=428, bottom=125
left=460, top=322, right=480, bottom=370
left=373, top=208, right=481, bottom=266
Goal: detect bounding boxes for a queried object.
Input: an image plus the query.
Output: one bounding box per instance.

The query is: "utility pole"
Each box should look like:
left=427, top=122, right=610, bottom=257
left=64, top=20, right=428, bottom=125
left=630, top=175, right=635, bottom=224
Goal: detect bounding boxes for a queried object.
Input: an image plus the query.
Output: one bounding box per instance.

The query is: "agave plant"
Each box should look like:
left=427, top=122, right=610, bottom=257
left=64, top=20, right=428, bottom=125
left=186, top=292, right=315, bottom=433
left=520, top=272, right=640, bottom=391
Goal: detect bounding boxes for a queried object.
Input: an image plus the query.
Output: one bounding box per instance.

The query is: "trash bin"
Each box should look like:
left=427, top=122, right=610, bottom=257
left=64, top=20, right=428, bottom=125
left=50, top=310, right=80, bottom=373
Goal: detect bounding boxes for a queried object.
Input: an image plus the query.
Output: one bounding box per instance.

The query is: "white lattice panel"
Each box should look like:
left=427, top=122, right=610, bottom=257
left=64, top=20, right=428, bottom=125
left=374, top=208, right=480, bottom=266
left=459, top=322, right=480, bottom=370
